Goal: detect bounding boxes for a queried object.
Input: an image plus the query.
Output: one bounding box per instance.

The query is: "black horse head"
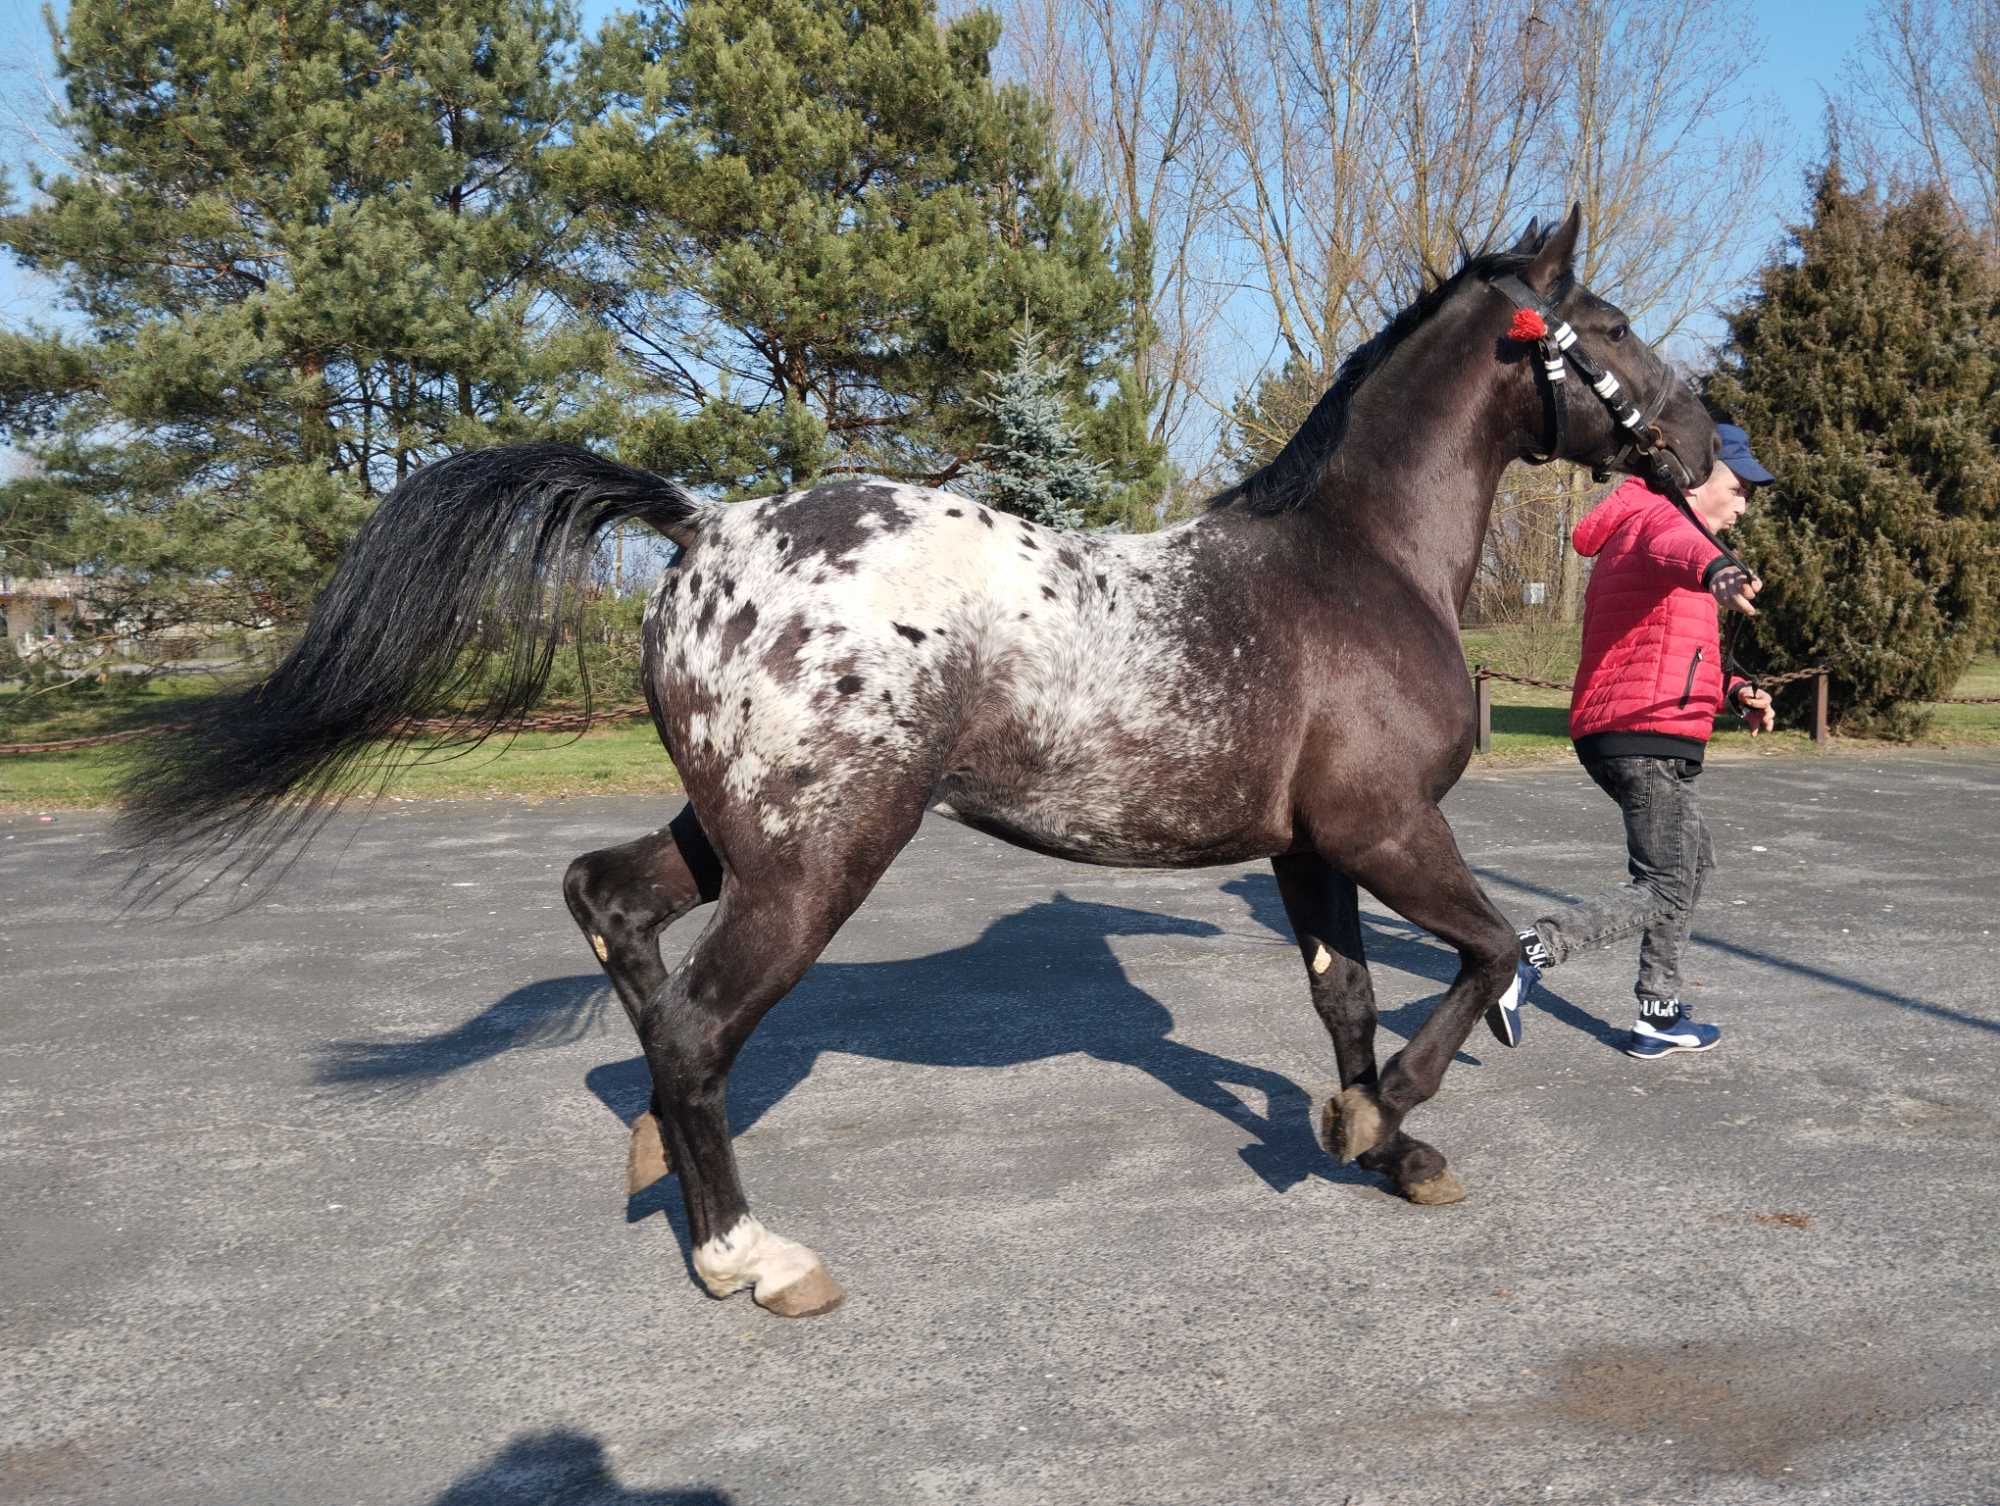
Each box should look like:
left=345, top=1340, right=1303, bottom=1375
left=1489, top=204, right=1718, bottom=494
left=1216, top=207, right=1717, bottom=533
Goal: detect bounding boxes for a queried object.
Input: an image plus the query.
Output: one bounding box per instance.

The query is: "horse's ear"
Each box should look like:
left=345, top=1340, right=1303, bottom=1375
left=1522, top=202, right=1582, bottom=296
left=1506, top=217, right=1542, bottom=256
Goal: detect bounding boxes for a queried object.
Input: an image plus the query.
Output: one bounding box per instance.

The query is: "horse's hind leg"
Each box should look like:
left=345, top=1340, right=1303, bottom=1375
left=641, top=801, right=926, bottom=1317
left=1328, top=804, right=1518, bottom=1205
left=562, top=804, right=722, bottom=1189
left=1271, top=853, right=1385, bottom=1160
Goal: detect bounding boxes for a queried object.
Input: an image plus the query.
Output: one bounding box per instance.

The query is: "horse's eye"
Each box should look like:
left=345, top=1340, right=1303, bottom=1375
left=1608, top=323, right=1629, bottom=343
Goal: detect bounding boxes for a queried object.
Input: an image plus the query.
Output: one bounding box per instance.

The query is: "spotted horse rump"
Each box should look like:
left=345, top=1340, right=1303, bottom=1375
left=117, top=207, right=1720, bottom=1317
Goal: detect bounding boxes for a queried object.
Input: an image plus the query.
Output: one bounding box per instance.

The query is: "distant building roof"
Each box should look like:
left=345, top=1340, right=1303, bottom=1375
left=0, top=575, right=95, bottom=601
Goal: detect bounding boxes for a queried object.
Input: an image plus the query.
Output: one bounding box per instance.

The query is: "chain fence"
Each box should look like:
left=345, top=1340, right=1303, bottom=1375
left=4, top=674, right=1996, bottom=758
left=1471, top=661, right=2000, bottom=752
left=1474, top=664, right=1830, bottom=693
left=1475, top=663, right=1994, bottom=699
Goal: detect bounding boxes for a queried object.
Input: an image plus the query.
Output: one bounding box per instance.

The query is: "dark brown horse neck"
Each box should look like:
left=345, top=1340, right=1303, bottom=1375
left=1290, top=289, right=1525, bottom=619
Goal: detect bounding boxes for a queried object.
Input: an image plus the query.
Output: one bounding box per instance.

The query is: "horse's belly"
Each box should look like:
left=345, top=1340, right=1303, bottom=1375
left=929, top=774, right=1287, bottom=869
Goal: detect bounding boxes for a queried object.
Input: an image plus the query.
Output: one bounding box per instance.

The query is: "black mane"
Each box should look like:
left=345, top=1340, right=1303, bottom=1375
left=1212, top=246, right=1567, bottom=517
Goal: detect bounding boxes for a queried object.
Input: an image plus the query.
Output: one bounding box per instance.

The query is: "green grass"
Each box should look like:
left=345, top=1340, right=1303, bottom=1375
left=1925, top=653, right=2000, bottom=741
left=0, top=694, right=680, bottom=810
left=0, top=674, right=218, bottom=743
left=5, top=641, right=1998, bottom=808
left=1467, top=627, right=2000, bottom=762
left=378, top=722, right=683, bottom=799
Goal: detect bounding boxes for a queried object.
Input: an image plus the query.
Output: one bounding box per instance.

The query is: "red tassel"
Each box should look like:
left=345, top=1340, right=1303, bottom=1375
left=1508, top=308, right=1548, bottom=342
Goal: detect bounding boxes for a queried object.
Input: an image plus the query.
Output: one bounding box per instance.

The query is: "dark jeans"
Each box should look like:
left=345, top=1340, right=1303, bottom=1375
left=1528, top=753, right=1716, bottom=1006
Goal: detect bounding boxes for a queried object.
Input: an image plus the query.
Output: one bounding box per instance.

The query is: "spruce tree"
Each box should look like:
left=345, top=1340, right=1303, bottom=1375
left=556, top=0, right=1138, bottom=496
left=972, top=322, right=1104, bottom=529
left=1707, top=165, right=2000, bottom=735
left=1076, top=225, right=1171, bottom=528
left=0, top=0, right=617, bottom=639
left=1223, top=358, right=1330, bottom=478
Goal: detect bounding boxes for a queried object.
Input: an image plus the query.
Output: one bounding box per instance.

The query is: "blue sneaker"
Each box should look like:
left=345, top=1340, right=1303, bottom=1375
left=1625, top=1001, right=1721, bottom=1059
left=1485, top=930, right=1547, bottom=1048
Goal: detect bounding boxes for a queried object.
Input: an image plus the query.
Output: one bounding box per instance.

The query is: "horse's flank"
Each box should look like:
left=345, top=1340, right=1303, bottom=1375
left=650, top=480, right=1343, bottom=868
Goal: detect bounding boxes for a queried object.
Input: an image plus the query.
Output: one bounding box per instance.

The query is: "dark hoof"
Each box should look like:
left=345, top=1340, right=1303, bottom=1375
left=1402, top=1169, right=1467, bottom=1206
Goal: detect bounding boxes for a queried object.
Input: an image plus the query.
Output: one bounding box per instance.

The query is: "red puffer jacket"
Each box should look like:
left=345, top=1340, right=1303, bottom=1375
left=1568, top=477, right=1748, bottom=761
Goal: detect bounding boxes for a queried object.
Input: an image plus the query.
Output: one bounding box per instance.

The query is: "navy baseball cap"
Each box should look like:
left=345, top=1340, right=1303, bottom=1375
left=1715, top=423, right=1775, bottom=486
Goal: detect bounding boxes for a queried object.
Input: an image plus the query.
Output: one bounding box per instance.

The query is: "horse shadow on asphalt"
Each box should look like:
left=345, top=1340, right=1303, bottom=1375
left=426, top=1428, right=731, bottom=1505
left=1218, top=872, right=1622, bottom=1052
left=318, top=874, right=1609, bottom=1217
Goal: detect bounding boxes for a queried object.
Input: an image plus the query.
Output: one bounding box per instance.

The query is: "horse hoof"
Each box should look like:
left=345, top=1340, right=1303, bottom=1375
left=1320, top=1085, right=1387, bottom=1163
left=756, top=1263, right=846, bottom=1319
left=627, top=1111, right=670, bottom=1193
left=1403, top=1170, right=1467, bottom=1206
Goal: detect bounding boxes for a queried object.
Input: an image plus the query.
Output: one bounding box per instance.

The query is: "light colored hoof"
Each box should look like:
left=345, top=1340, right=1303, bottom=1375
left=1320, top=1085, right=1387, bottom=1163
left=755, top=1263, right=846, bottom=1319
left=627, top=1111, right=670, bottom=1194
left=1404, top=1170, right=1467, bottom=1206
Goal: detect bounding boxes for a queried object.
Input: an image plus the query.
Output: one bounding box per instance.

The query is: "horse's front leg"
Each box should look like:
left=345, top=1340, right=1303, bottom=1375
left=1270, top=852, right=1385, bottom=1157
left=1316, top=804, right=1518, bottom=1205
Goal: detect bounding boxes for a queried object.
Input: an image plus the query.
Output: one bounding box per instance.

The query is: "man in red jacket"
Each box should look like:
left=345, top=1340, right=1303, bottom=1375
left=1488, top=424, right=1776, bottom=1059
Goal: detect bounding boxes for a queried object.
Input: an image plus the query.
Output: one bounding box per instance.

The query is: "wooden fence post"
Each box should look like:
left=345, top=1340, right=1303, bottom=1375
left=1475, top=667, right=1492, bottom=754
left=1813, top=670, right=1829, bottom=747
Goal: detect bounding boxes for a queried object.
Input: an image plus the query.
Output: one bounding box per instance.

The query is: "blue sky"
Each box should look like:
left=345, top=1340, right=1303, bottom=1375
left=1739, top=0, right=1880, bottom=218
left=0, top=0, right=1882, bottom=383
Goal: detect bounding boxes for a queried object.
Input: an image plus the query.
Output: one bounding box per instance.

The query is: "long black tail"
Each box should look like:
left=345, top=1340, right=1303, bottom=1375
left=119, top=443, right=701, bottom=903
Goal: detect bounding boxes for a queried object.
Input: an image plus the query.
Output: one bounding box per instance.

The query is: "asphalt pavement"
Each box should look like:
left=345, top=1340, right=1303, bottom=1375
left=3, top=752, right=1997, bottom=1505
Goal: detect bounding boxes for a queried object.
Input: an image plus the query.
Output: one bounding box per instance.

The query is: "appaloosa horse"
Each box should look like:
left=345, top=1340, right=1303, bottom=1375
left=123, top=208, right=1718, bottom=1317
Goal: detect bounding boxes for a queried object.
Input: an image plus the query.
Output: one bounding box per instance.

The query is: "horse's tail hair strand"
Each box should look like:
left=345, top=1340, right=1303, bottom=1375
left=117, top=442, right=703, bottom=906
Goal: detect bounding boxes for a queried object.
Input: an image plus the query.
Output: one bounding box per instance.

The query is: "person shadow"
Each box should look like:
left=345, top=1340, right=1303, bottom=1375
left=319, top=891, right=1375, bottom=1217
left=427, top=1429, right=733, bottom=1505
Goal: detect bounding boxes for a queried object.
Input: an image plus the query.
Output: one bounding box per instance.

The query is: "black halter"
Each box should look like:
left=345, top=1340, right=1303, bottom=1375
left=1489, top=275, right=1704, bottom=490
left=1490, top=273, right=1762, bottom=696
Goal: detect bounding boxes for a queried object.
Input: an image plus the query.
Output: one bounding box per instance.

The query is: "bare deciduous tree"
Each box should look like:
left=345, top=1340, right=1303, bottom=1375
left=1544, top=0, right=1775, bottom=338
left=995, top=0, right=1235, bottom=495
left=1840, top=0, right=2000, bottom=254
left=1206, top=0, right=1553, bottom=379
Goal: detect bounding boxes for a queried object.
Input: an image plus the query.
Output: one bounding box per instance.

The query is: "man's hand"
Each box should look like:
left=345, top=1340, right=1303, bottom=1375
left=1709, top=564, right=1762, bottom=615
left=1735, top=685, right=1775, bottom=735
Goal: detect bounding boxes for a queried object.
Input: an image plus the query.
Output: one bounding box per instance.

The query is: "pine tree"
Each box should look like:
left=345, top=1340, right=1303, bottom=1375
left=972, top=322, right=1104, bottom=529
left=1079, top=363, right=1173, bottom=530
left=1076, top=224, right=1170, bottom=528
left=554, top=0, right=1139, bottom=496
left=1706, top=164, right=2000, bottom=735
left=0, top=0, right=618, bottom=639
left=1223, top=358, right=1331, bottom=479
